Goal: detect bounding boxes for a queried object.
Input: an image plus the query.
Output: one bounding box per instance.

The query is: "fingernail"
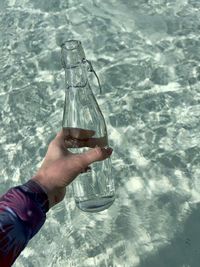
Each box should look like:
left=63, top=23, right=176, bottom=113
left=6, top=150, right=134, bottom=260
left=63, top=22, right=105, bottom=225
left=107, top=147, right=113, bottom=155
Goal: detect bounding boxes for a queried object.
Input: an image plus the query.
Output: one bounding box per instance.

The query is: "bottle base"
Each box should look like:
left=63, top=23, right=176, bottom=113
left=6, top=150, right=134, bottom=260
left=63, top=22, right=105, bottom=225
left=75, top=195, right=115, bottom=213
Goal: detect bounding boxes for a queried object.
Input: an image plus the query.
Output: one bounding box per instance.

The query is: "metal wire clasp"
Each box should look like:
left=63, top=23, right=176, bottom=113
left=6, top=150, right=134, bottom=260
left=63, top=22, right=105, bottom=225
left=84, top=59, right=102, bottom=94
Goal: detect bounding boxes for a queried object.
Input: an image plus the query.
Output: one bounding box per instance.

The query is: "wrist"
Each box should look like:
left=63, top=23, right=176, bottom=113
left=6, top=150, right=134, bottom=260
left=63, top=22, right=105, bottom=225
left=32, top=173, right=66, bottom=209
left=18, top=179, right=49, bottom=213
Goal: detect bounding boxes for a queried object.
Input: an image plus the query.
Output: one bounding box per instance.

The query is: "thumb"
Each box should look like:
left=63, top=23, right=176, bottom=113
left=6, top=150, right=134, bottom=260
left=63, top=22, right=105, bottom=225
left=79, top=147, right=113, bottom=167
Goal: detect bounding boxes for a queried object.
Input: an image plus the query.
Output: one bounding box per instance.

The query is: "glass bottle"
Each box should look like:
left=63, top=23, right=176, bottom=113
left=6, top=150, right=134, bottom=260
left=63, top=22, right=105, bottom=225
left=61, top=40, right=115, bottom=212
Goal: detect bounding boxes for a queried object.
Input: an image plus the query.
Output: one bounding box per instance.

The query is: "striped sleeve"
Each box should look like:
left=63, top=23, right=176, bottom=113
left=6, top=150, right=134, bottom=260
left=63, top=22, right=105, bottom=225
left=0, top=180, right=49, bottom=266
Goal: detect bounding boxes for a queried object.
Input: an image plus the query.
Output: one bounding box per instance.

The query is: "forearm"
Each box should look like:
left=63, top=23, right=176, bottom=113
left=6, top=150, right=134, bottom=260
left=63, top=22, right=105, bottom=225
left=0, top=180, right=49, bottom=266
left=32, top=173, right=66, bottom=209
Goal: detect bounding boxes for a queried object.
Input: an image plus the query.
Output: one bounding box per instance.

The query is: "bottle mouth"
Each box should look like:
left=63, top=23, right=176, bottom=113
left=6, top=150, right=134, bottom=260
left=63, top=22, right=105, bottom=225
left=61, top=40, right=86, bottom=69
left=61, top=40, right=81, bottom=51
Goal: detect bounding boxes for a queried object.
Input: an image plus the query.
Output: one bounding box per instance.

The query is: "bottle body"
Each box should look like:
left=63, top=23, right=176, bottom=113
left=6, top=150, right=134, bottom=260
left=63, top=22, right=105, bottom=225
left=61, top=40, right=115, bottom=212
left=62, top=82, right=115, bottom=212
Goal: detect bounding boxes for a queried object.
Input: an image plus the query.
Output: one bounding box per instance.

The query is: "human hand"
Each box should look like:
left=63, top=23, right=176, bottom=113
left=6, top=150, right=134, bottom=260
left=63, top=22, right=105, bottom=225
left=32, top=128, right=113, bottom=208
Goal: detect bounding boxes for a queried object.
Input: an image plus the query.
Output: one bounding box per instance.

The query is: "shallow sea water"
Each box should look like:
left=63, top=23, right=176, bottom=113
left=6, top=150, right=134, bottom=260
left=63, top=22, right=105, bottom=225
left=0, top=0, right=200, bottom=266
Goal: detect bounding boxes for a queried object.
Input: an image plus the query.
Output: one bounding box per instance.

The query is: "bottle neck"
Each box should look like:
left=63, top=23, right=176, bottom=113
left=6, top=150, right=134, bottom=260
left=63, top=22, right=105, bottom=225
left=64, top=61, right=88, bottom=90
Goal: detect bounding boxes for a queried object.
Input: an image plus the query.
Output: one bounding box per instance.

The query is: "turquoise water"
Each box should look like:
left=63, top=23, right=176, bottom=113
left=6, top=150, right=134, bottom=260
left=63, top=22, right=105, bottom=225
left=0, top=0, right=200, bottom=266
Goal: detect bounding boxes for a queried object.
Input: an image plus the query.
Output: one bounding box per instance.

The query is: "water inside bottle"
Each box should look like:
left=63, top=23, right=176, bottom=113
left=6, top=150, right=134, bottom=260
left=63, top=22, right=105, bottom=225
left=70, top=147, right=115, bottom=212
left=75, top=195, right=115, bottom=212
left=63, top=127, right=115, bottom=212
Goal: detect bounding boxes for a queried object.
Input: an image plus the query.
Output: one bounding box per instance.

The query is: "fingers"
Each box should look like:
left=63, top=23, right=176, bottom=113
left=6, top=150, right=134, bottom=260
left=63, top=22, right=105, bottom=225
left=54, top=128, right=108, bottom=151
left=63, top=127, right=95, bottom=140
left=62, top=127, right=107, bottom=149
left=54, top=128, right=95, bottom=144
left=64, top=137, right=86, bottom=148
left=64, top=136, right=108, bottom=148
left=54, top=129, right=66, bottom=147
left=83, top=136, right=107, bottom=148
left=78, top=147, right=113, bottom=167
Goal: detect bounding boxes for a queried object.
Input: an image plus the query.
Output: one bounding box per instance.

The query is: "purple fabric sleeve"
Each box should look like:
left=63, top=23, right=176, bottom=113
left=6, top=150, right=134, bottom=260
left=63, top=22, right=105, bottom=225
left=0, top=180, right=49, bottom=266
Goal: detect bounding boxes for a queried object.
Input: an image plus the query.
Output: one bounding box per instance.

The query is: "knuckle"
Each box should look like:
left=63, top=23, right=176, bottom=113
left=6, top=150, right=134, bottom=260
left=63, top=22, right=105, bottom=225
left=94, top=147, right=103, bottom=158
left=95, top=146, right=101, bottom=154
left=76, top=155, right=87, bottom=170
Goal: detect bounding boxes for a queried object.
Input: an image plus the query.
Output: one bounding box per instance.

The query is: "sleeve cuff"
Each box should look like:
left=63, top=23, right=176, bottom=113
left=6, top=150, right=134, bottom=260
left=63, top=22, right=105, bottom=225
left=18, top=179, right=49, bottom=213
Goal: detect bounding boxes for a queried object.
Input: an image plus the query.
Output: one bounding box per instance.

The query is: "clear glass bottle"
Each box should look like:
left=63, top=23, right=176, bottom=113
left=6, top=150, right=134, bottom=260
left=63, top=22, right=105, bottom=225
left=61, top=40, right=115, bottom=212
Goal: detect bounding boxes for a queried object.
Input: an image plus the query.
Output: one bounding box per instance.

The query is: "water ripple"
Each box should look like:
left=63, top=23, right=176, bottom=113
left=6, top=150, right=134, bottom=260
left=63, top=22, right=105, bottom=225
left=0, top=0, right=200, bottom=266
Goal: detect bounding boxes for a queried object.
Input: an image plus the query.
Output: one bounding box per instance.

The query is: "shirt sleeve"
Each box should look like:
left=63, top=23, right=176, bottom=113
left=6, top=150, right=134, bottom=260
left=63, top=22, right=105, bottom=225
left=0, top=180, right=49, bottom=267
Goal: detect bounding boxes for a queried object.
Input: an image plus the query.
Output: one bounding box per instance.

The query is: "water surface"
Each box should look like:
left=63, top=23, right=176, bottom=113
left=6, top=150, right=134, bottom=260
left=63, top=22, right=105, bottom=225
left=0, top=0, right=200, bottom=266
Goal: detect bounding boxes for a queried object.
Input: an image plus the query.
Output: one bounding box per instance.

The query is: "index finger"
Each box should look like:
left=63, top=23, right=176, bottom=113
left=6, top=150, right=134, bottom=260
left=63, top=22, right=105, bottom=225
left=64, top=135, right=108, bottom=148
left=63, top=127, right=95, bottom=140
